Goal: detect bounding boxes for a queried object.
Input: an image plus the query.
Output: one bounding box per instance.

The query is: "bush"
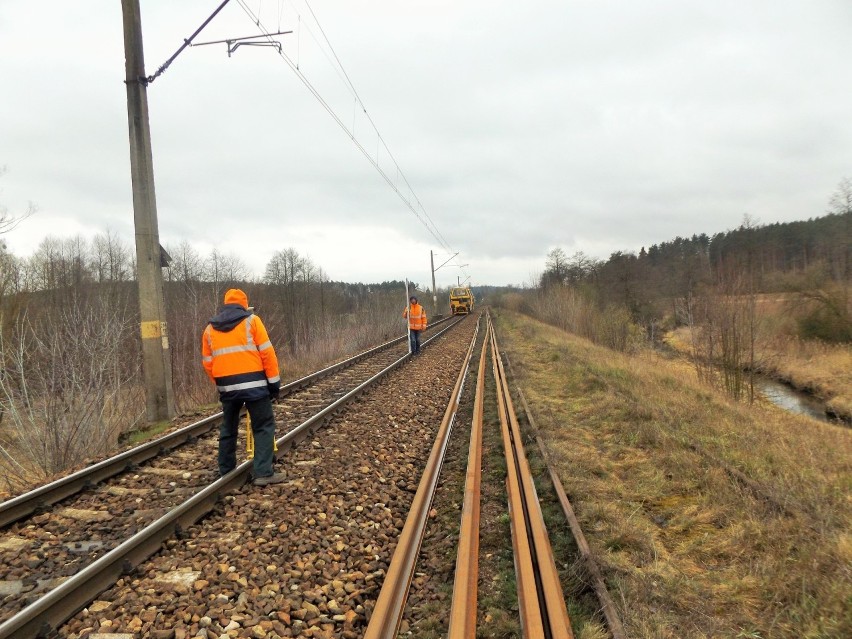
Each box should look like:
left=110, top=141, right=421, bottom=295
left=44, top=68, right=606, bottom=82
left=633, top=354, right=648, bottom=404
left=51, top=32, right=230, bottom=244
left=526, top=285, right=645, bottom=352
left=797, top=305, right=852, bottom=343
left=0, top=297, right=144, bottom=489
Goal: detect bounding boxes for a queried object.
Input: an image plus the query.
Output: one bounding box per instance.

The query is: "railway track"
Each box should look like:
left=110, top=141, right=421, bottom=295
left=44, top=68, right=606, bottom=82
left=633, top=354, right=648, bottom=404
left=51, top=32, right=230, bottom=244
left=0, top=317, right=461, bottom=637
left=364, top=313, right=574, bottom=638
left=2, top=310, right=623, bottom=639
left=486, top=316, right=572, bottom=638
left=0, top=317, right=452, bottom=530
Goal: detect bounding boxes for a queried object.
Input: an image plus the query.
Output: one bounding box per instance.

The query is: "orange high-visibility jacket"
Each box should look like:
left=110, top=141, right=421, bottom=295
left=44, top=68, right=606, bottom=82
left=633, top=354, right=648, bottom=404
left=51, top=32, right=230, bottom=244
left=403, top=302, right=427, bottom=331
left=202, top=289, right=280, bottom=401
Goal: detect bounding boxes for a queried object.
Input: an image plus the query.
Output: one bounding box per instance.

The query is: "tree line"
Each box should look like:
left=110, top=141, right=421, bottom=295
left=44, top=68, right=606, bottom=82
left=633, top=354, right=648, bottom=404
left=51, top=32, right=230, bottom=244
left=540, top=210, right=850, bottom=343
left=503, top=180, right=852, bottom=403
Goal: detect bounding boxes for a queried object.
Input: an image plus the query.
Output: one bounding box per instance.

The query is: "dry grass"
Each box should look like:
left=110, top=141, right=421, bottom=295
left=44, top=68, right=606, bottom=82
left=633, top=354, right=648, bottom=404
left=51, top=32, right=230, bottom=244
left=495, top=310, right=852, bottom=639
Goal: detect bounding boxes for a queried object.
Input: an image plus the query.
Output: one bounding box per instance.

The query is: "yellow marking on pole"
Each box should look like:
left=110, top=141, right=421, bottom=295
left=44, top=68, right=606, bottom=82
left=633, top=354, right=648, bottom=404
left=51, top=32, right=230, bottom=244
left=140, top=320, right=162, bottom=338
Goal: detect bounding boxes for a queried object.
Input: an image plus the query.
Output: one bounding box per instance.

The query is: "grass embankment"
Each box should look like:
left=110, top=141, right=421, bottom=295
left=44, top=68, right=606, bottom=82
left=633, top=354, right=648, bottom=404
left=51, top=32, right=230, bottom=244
left=494, top=310, right=852, bottom=639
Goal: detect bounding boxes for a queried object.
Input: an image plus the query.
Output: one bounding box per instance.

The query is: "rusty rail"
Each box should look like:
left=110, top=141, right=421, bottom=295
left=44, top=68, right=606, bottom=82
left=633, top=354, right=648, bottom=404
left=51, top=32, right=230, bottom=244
left=490, top=314, right=573, bottom=639
left=516, top=388, right=629, bottom=639
left=446, top=318, right=491, bottom=637
left=502, top=344, right=629, bottom=639
left=363, top=314, right=481, bottom=639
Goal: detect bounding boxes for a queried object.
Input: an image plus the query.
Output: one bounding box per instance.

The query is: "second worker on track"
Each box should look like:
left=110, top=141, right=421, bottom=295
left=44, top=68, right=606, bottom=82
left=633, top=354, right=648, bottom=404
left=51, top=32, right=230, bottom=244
left=403, top=295, right=428, bottom=355
left=202, top=288, right=286, bottom=486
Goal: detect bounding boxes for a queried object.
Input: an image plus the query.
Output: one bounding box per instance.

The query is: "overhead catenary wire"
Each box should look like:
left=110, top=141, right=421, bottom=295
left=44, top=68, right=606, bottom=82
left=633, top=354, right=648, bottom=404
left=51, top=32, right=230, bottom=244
left=233, top=0, right=458, bottom=259
left=299, top=0, right=454, bottom=254
left=144, top=0, right=466, bottom=278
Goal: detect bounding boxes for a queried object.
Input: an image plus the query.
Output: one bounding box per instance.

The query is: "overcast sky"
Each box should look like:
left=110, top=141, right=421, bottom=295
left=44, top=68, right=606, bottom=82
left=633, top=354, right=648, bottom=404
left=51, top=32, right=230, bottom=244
left=1, top=0, right=851, bottom=287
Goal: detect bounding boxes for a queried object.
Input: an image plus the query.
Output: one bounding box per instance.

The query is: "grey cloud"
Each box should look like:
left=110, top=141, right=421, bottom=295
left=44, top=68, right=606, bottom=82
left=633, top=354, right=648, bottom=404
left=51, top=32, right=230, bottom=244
left=2, top=0, right=851, bottom=283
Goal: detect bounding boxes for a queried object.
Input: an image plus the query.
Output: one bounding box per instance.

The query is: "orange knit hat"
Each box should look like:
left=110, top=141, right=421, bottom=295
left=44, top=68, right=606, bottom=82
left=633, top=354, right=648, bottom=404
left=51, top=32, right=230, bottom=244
left=224, top=288, right=248, bottom=309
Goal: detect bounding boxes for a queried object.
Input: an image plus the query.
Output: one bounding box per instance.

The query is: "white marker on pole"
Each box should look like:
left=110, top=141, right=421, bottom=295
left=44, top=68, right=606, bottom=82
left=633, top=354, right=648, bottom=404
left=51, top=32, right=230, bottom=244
left=405, top=278, right=412, bottom=355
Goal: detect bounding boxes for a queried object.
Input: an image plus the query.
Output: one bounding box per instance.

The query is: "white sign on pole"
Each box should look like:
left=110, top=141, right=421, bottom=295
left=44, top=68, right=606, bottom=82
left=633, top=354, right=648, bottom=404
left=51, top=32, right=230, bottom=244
left=404, top=279, right=412, bottom=354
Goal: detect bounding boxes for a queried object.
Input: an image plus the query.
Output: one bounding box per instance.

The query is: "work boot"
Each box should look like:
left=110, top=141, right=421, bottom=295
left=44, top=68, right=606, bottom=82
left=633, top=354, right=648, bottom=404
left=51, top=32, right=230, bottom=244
left=254, top=472, right=287, bottom=486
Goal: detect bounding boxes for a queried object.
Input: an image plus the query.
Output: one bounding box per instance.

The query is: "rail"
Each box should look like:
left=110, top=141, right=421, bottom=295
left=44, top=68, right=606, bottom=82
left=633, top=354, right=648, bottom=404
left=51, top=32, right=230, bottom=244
left=446, top=317, right=490, bottom=637
left=515, top=387, right=628, bottom=639
left=363, top=314, right=481, bottom=639
left=364, top=312, right=574, bottom=637
left=489, top=313, right=573, bottom=638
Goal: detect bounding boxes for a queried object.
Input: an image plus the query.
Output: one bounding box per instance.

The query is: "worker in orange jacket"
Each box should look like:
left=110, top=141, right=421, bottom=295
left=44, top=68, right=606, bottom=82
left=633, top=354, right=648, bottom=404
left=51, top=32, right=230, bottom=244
left=202, top=288, right=285, bottom=486
left=403, top=295, right=427, bottom=355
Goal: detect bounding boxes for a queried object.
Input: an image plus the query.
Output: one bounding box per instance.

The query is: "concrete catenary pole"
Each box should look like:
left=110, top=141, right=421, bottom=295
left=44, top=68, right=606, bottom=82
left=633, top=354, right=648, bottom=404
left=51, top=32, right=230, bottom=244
left=121, top=0, right=176, bottom=422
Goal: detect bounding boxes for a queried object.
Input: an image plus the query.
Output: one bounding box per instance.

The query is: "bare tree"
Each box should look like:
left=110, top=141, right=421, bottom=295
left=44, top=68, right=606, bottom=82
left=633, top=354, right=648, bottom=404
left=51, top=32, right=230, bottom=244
left=0, top=166, right=35, bottom=236
left=0, top=243, right=23, bottom=301
left=167, top=241, right=204, bottom=284
left=541, top=247, right=569, bottom=287
left=687, top=272, right=761, bottom=403
left=25, top=235, right=94, bottom=293
left=824, top=178, right=852, bottom=307
left=0, top=298, right=143, bottom=489
left=204, top=249, right=250, bottom=303
left=91, top=230, right=132, bottom=284
left=164, top=242, right=217, bottom=410
left=827, top=177, right=852, bottom=216
left=218, top=253, right=250, bottom=284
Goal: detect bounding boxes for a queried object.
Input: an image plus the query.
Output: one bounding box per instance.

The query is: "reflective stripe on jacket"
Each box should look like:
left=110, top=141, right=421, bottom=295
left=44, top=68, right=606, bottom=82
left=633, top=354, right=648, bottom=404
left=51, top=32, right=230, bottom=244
left=202, top=314, right=280, bottom=401
left=403, top=303, right=427, bottom=331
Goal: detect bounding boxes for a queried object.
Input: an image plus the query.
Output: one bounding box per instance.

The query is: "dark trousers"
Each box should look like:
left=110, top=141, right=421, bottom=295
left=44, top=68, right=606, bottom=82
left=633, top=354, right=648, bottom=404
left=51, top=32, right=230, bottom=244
left=409, top=329, right=422, bottom=354
left=219, top=397, right=276, bottom=478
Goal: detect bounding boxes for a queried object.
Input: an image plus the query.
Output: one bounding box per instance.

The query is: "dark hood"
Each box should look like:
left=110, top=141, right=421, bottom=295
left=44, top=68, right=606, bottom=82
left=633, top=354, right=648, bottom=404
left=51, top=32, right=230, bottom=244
left=209, top=304, right=251, bottom=332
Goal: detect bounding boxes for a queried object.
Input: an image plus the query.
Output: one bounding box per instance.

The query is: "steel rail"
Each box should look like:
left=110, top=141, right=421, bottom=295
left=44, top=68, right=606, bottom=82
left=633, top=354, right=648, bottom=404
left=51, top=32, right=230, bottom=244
left=516, top=387, right=629, bottom=639
left=447, top=319, right=490, bottom=638
left=364, top=314, right=481, bottom=639
left=500, top=349, right=627, bottom=639
left=0, top=318, right=452, bottom=529
left=490, top=318, right=545, bottom=637
left=0, top=318, right=464, bottom=639
left=490, top=315, right=573, bottom=639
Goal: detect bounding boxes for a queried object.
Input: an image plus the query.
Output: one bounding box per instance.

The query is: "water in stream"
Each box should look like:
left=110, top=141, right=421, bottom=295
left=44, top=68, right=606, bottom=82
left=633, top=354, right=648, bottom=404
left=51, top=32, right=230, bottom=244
left=755, top=377, right=832, bottom=423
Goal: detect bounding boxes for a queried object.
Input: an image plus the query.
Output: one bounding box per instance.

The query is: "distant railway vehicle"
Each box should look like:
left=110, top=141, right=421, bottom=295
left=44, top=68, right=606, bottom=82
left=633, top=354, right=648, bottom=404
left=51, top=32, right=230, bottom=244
left=449, top=287, right=474, bottom=315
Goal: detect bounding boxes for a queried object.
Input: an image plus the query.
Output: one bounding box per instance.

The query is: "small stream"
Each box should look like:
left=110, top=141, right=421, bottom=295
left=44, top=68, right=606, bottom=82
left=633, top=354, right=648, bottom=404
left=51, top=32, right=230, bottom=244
left=755, top=377, right=834, bottom=423
left=657, top=341, right=844, bottom=424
